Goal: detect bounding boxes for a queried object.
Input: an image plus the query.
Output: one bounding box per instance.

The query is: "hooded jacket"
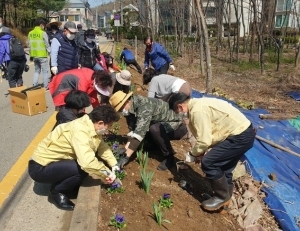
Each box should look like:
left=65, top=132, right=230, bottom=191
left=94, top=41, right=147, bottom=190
left=0, top=33, right=11, bottom=64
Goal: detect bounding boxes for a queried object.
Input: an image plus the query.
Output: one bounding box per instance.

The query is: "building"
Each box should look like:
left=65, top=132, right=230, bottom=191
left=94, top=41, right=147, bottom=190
left=58, top=0, right=93, bottom=29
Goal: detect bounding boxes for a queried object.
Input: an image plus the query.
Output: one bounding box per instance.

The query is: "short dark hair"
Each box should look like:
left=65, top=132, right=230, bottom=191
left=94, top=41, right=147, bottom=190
left=143, top=36, right=153, bottom=44
left=168, top=92, right=191, bottom=111
left=142, top=68, right=158, bottom=85
left=64, top=90, right=91, bottom=109
left=93, top=70, right=113, bottom=88
left=84, top=29, right=95, bottom=38
left=123, top=47, right=128, bottom=50
left=89, top=105, right=120, bottom=124
left=77, top=24, right=82, bottom=29
left=35, top=18, right=46, bottom=27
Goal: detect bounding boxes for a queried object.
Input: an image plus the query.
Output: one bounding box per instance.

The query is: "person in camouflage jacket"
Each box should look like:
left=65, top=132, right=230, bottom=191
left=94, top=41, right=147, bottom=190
left=109, top=91, right=188, bottom=171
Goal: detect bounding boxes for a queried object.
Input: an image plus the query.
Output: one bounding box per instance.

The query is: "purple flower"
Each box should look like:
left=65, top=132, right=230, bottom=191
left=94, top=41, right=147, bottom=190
left=115, top=214, right=125, bottom=223
left=111, top=182, right=120, bottom=189
left=163, top=193, right=170, bottom=199
left=112, top=142, right=119, bottom=150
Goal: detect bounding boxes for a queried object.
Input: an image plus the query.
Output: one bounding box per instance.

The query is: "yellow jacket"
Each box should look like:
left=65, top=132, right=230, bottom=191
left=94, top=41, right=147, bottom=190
left=31, top=114, right=117, bottom=178
left=188, top=98, right=251, bottom=156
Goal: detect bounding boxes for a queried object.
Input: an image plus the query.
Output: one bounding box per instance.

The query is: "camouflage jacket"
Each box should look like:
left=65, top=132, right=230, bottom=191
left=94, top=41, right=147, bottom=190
left=127, top=95, right=183, bottom=141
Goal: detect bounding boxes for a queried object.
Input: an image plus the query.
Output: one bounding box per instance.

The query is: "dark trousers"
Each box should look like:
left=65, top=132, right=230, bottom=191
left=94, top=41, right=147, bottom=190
left=28, top=159, right=88, bottom=193
left=124, top=58, right=142, bottom=73
left=201, top=125, right=255, bottom=184
left=149, top=123, right=188, bottom=156
left=156, top=62, right=169, bottom=75
left=7, top=59, right=25, bottom=88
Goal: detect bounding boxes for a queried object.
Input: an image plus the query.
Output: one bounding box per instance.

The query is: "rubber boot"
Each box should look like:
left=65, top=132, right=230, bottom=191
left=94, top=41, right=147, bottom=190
left=201, top=174, right=231, bottom=211
left=157, top=155, right=174, bottom=171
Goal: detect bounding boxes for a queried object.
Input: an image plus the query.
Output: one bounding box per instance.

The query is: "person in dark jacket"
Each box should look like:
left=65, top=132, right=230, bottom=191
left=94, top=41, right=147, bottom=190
left=144, top=36, right=175, bottom=74
left=50, top=21, right=78, bottom=75
left=53, top=90, right=91, bottom=130
left=120, top=48, right=142, bottom=74
left=78, top=29, right=103, bottom=71
left=75, top=24, right=85, bottom=47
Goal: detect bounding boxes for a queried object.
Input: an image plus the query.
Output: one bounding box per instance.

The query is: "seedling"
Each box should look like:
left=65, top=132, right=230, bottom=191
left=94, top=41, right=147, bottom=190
left=159, top=193, right=173, bottom=209
left=115, top=169, right=126, bottom=180
left=140, top=169, right=154, bottom=194
left=109, top=214, right=126, bottom=229
left=107, top=182, right=125, bottom=194
left=136, top=150, right=149, bottom=169
left=152, top=203, right=171, bottom=226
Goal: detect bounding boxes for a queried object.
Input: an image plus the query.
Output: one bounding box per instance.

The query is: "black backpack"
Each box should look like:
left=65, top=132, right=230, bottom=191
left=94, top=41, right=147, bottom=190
left=9, top=36, right=25, bottom=60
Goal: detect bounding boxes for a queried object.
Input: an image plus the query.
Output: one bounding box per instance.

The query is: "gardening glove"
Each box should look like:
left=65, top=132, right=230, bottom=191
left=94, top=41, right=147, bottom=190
left=185, top=151, right=195, bottom=163
left=112, top=165, right=120, bottom=172
left=51, top=66, right=58, bottom=75
left=117, top=154, right=130, bottom=169
left=127, top=131, right=134, bottom=137
left=169, top=64, right=175, bottom=71
left=105, top=171, right=116, bottom=184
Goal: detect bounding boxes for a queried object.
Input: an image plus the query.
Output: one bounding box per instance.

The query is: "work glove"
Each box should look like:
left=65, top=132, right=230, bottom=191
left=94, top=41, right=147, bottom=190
left=127, top=131, right=134, bottom=137
left=51, top=66, right=58, bottom=75
left=112, top=165, right=120, bottom=172
left=117, top=154, right=130, bottom=169
left=105, top=171, right=116, bottom=184
left=169, top=64, right=176, bottom=71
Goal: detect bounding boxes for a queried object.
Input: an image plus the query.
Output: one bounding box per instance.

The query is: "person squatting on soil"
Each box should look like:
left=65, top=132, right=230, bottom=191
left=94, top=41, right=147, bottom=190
left=120, top=47, right=142, bottom=74
left=52, top=90, right=91, bottom=130
left=144, top=36, right=175, bottom=74
left=48, top=68, right=110, bottom=109
left=143, top=67, right=192, bottom=102
left=168, top=93, right=256, bottom=211
left=28, top=18, right=50, bottom=89
left=110, top=69, right=132, bottom=95
left=109, top=91, right=188, bottom=171
left=102, top=52, right=121, bottom=73
left=78, top=29, right=104, bottom=71
left=28, top=105, right=120, bottom=211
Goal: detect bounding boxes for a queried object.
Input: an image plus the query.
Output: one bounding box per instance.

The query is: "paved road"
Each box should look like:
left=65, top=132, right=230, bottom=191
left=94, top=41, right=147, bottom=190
left=0, top=35, right=114, bottom=230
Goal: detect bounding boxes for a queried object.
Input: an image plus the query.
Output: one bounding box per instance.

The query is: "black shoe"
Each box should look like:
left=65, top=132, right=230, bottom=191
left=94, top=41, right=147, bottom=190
left=48, top=192, right=75, bottom=211
left=201, top=175, right=231, bottom=211
left=157, top=155, right=174, bottom=171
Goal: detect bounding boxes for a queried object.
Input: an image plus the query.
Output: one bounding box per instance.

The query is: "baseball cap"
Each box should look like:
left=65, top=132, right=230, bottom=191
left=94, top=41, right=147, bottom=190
left=64, top=21, right=78, bottom=33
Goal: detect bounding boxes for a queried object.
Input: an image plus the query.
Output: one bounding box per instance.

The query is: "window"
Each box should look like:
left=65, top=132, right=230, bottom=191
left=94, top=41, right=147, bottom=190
left=275, top=15, right=289, bottom=27
left=277, top=0, right=292, bottom=11
left=206, top=7, right=216, bottom=18
left=68, top=15, right=75, bottom=21
left=74, top=15, right=79, bottom=21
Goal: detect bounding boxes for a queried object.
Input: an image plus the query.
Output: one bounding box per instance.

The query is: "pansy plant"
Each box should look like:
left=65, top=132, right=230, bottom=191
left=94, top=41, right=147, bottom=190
left=107, top=182, right=125, bottom=194
left=159, top=193, right=173, bottom=209
left=109, top=214, right=126, bottom=229
left=115, top=169, right=126, bottom=180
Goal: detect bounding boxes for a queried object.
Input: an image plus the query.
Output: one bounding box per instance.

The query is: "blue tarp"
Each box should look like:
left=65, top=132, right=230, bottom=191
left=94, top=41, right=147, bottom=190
left=287, top=91, right=300, bottom=101
left=191, top=90, right=300, bottom=231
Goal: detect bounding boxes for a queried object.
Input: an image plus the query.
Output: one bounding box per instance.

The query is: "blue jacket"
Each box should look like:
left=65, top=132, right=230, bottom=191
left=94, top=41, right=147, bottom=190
left=0, top=33, right=12, bottom=64
left=51, top=31, right=78, bottom=74
left=120, top=49, right=135, bottom=61
left=144, top=42, right=172, bottom=70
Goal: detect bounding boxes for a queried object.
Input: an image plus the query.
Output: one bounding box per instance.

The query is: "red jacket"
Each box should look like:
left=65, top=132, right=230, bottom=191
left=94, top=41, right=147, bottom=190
left=48, top=68, right=99, bottom=108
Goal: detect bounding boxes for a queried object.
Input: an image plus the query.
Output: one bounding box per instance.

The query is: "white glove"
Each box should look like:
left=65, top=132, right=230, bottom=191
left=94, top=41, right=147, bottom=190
left=185, top=152, right=195, bottom=163
left=169, top=64, right=175, bottom=71
left=112, top=165, right=120, bottom=172
left=51, top=66, right=58, bottom=75
left=105, top=171, right=116, bottom=184
left=127, top=131, right=134, bottom=137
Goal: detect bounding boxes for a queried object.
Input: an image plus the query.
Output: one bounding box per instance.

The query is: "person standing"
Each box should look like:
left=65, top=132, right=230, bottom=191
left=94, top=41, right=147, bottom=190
left=50, top=21, right=78, bottom=76
left=109, top=91, right=188, bottom=171
left=28, top=18, right=50, bottom=89
left=78, top=29, right=103, bottom=71
left=144, top=36, right=175, bottom=74
left=46, top=18, right=62, bottom=80
left=0, top=17, right=11, bottom=33
left=28, top=105, right=120, bottom=210
left=75, top=24, right=85, bottom=47
left=0, top=32, right=26, bottom=88
left=168, top=93, right=256, bottom=211
left=120, top=47, right=142, bottom=74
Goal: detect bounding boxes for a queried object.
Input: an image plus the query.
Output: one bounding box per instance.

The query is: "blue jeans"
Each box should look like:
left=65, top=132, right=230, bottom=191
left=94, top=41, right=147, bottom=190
left=33, top=57, right=49, bottom=88
left=93, top=63, right=104, bottom=71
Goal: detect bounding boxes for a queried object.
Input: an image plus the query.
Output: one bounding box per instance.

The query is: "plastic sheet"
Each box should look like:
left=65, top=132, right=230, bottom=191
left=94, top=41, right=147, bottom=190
left=287, top=91, right=300, bottom=101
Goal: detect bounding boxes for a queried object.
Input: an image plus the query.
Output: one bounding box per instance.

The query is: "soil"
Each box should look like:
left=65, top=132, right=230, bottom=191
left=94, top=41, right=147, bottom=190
left=98, top=41, right=300, bottom=231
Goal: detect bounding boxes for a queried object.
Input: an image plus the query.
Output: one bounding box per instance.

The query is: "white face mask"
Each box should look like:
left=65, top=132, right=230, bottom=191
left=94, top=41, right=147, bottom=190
left=179, top=111, right=188, bottom=119
left=52, top=29, right=57, bottom=34
left=122, top=108, right=130, bottom=116
left=96, top=128, right=107, bottom=135
left=0, top=23, right=3, bottom=28
left=67, top=33, right=75, bottom=40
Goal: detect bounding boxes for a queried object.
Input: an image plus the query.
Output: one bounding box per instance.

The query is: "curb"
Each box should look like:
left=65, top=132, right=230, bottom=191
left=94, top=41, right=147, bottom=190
left=69, top=176, right=102, bottom=231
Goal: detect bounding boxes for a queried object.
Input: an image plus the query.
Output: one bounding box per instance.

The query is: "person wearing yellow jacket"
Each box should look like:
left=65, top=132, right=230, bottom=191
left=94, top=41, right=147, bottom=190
left=28, top=105, right=120, bottom=211
left=168, top=93, right=255, bottom=211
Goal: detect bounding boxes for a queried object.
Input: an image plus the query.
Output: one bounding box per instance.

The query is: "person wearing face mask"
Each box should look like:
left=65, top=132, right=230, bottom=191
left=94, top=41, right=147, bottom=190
left=102, top=52, right=121, bottom=73
left=28, top=105, right=120, bottom=211
left=109, top=91, right=188, bottom=171
left=168, top=93, right=256, bottom=212
left=78, top=29, right=103, bottom=71
left=144, top=36, right=175, bottom=75
left=50, top=21, right=78, bottom=76
left=52, top=90, right=91, bottom=130
left=28, top=18, right=50, bottom=89
left=0, top=17, right=11, bottom=33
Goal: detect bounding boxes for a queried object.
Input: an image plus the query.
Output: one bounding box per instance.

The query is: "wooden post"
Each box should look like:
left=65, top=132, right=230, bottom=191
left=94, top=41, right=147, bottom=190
left=135, top=36, right=137, bottom=61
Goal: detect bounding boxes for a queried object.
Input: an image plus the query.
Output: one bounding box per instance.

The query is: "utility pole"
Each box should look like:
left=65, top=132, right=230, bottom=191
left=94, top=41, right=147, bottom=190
left=96, top=7, right=98, bottom=29
left=120, top=0, right=123, bottom=26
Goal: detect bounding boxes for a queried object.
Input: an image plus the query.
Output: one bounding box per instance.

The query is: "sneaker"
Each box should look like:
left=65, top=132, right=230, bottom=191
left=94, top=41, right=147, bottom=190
left=157, top=155, right=174, bottom=171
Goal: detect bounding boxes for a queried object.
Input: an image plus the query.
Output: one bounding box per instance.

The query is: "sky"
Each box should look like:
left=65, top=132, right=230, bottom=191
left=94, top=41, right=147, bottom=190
left=89, top=0, right=112, bottom=7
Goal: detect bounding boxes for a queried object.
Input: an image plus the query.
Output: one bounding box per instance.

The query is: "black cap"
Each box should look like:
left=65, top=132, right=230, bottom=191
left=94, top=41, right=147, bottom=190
left=77, top=24, right=82, bottom=29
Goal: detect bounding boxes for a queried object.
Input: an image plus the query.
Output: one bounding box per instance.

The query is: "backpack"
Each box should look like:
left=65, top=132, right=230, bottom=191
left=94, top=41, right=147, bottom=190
left=9, top=36, right=25, bottom=60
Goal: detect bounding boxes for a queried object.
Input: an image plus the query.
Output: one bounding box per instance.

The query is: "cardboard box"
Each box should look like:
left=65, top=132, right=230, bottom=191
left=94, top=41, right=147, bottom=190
left=8, top=86, right=47, bottom=116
